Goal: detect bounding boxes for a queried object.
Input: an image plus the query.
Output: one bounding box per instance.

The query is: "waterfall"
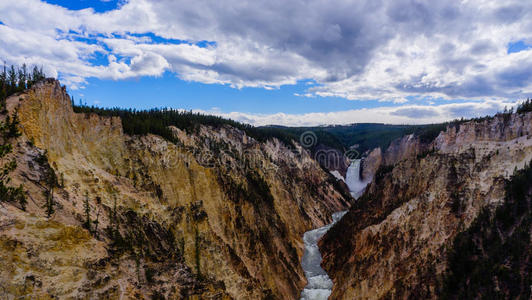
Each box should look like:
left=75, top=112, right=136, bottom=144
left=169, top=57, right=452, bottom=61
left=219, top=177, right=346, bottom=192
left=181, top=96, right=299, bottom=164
left=345, top=159, right=369, bottom=199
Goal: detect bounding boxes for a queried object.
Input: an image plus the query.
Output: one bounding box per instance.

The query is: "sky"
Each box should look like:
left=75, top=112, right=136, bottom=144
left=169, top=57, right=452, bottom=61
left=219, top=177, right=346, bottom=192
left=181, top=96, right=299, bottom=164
left=1, top=0, right=531, bottom=126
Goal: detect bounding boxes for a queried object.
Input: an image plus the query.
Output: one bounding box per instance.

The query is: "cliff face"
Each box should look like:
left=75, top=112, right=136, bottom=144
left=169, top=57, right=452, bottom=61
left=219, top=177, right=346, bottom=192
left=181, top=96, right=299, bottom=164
left=441, top=162, right=532, bottom=299
left=361, top=132, right=432, bottom=182
left=360, top=147, right=382, bottom=182
left=0, top=80, right=350, bottom=299
left=321, top=112, right=532, bottom=299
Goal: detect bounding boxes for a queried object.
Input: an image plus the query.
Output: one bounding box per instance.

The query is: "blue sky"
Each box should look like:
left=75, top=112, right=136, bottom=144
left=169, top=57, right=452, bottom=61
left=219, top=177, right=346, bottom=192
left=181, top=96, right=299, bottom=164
left=42, top=0, right=122, bottom=13
left=1, top=0, right=530, bottom=125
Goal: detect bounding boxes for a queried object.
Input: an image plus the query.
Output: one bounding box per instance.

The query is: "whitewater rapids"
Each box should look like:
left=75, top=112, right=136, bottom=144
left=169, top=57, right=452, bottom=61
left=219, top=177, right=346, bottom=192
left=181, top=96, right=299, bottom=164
left=299, top=211, right=347, bottom=300
left=299, top=159, right=368, bottom=299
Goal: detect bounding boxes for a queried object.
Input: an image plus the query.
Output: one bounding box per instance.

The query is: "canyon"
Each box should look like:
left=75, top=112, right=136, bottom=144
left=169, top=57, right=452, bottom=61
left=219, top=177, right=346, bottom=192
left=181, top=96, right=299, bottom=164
left=0, top=78, right=531, bottom=300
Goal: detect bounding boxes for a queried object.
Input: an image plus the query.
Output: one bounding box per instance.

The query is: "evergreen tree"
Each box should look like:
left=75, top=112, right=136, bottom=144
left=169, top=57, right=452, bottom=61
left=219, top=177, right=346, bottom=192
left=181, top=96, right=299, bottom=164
left=30, top=65, right=45, bottom=85
left=0, top=63, right=46, bottom=106
left=44, top=186, right=54, bottom=218
left=0, top=63, right=6, bottom=111
left=517, top=98, right=532, bottom=114
left=8, top=65, right=16, bottom=94
left=195, top=227, right=201, bottom=278
left=17, top=64, right=27, bottom=91
left=5, top=111, right=21, bottom=139
left=37, top=150, right=57, bottom=218
left=83, top=191, right=91, bottom=232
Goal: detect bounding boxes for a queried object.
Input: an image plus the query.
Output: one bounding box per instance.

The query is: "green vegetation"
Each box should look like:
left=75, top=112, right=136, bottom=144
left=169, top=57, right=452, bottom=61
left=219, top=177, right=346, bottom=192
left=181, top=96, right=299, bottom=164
left=72, top=98, right=521, bottom=158
left=416, top=147, right=436, bottom=160
left=0, top=111, right=26, bottom=210
left=81, top=192, right=100, bottom=237
left=0, top=63, right=46, bottom=110
left=449, top=190, right=464, bottom=216
left=145, top=267, right=156, bottom=284
left=517, top=98, right=532, bottom=114
left=73, top=105, right=302, bottom=147
left=105, top=207, right=179, bottom=263
left=221, top=170, right=275, bottom=208
left=43, top=186, right=54, bottom=218
left=441, top=160, right=532, bottom=299
left=72, top=102, right=468, bottom=157
left=271, top=121, right=465, bottom=155
left=83, top=191, right=91, bottom=231
left=0, top=63, right=47, bottom=211
left=194, top=227, right=201, bottom=278
left=36, top=151, right=58, bottom=218
left=108, top=194, right=120, bottom=239
left=318, top=123, right=420, bottom=153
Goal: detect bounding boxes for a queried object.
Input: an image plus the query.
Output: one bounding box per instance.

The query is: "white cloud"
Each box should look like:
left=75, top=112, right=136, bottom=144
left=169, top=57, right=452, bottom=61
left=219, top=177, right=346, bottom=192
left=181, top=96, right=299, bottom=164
left=0, top=0, right=532, bottom=110
left=194, top=100, right=516, bottom=126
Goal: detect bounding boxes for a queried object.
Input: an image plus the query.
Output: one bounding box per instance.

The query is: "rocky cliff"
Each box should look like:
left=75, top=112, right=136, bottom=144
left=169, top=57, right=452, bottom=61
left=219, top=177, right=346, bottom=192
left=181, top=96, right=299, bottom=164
left=0, top=80, right=351, bottom=299
left=321, top=112, right=532, bottom=299
left=360, top=131, right=432, bottom=182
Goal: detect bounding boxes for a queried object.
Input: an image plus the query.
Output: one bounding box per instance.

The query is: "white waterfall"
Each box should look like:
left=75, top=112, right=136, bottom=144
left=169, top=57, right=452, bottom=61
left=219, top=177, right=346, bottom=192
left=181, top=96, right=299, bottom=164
left=345, top=159, right=369, bottom=199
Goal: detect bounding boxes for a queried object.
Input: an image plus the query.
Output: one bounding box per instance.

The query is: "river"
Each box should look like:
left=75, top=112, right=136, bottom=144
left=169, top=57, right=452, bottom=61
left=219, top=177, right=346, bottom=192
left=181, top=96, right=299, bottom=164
left=299, top=159, right=369, bottom=300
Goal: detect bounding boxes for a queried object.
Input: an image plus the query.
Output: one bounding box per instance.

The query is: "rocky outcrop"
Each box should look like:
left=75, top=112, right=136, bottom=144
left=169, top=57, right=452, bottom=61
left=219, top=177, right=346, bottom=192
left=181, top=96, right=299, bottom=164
left=320, top=112, right=532, bottom=299
left=360, top=147, right=382, bottom=182
left=360, top=133, right=430, bottom=183
left=313, top=144, right=350, bottom=175
left=382, top=133, right=430, bottom=166
left=0, top=80, right=350, bottom=299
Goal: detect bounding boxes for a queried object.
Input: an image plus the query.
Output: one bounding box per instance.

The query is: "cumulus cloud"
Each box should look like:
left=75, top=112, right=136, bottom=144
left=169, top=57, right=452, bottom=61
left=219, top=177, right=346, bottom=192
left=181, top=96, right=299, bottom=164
left=1, top=0, right=532, bottom=104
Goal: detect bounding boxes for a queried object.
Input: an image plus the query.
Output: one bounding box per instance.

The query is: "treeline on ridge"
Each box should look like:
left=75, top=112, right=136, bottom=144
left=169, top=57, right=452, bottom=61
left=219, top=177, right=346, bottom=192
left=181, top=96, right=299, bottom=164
left=72, top=105, right=304, bottom=148
left=0, top=63, right=46, bottom=110
left=6, top=61, right=532, bottom=156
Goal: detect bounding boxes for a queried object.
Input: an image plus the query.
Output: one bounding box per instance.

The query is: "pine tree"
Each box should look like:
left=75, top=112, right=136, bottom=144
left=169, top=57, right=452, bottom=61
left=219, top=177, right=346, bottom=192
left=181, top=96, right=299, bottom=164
left=6, top=111, right=21, bottom=139
left=0, top=63, right=6, bottom=111
left=83, top=191, right=91, bottom=232
left=44, top=186, right=54, bottom=218
left=8, top=66, right=16, bottom=94
left=17, top=64, right=27, bottom=91
left=93, top=208, right=100, bottom=238
left=195, top=227, right=201, bottom=278
left=517, top=98, right=532, bottom=114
